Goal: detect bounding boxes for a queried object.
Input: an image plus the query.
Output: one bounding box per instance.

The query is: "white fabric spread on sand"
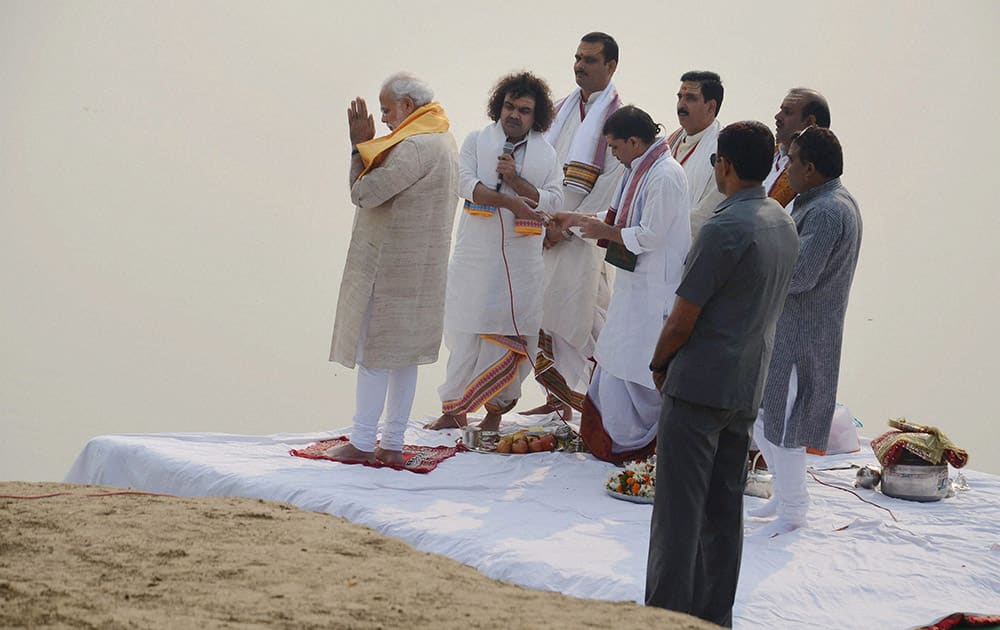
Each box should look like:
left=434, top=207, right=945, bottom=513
left=65, top=418, right=1000, bottom=628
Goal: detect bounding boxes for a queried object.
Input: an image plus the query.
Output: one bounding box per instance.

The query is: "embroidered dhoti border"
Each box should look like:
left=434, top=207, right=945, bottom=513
left=440, top=333, right=534, bottom=415
left=533, top=330, right=587, bottom=412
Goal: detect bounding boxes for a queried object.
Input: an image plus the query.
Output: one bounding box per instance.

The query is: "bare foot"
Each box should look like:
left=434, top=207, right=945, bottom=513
left=323, top=441, right=375, bottom=464
left=519, top=401, right=572, bottom=421
left=424, top=413, right=467, bottom=430
left=374, top=447, right=404, bottom=467
left=519, top=401, right=559, bottom=416
left=477, top=412, right=502, bottom=432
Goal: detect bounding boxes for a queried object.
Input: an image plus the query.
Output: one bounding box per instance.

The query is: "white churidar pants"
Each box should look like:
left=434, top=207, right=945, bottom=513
left=348, top=296, right=418, bottom=452
left=753, top=364, right=809, bottom=525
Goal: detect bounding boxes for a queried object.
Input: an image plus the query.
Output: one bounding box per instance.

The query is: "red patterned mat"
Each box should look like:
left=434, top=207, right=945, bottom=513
left=289, top=436, right=464, bottom=474
left=914, top=612, right=1000, bottom=630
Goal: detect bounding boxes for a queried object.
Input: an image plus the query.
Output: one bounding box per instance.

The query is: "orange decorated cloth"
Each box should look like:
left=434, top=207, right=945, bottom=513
left=870, top=418, right=969, bottom=468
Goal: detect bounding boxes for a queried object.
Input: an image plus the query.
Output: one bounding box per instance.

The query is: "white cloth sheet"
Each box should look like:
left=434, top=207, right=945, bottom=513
left=65, top=421, right=1000, bottom=628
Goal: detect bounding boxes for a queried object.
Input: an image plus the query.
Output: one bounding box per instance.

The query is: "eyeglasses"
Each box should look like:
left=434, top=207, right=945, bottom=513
left=710, top=153, right=719, bottom=167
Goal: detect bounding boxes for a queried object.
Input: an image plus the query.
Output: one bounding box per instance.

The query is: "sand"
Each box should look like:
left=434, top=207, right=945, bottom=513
left=0, top=482, right=718, bottom=629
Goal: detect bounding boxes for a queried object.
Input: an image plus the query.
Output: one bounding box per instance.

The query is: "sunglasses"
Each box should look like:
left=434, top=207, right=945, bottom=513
left=710, top=153, right=720, bottom=167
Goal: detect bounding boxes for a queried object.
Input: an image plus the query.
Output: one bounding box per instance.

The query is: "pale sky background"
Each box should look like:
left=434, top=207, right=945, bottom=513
left=2, top=1, right=998, bottom=480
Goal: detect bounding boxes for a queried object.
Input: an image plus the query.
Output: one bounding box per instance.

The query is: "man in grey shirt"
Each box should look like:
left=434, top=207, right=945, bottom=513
left=645, top=121, right=799, bottom=627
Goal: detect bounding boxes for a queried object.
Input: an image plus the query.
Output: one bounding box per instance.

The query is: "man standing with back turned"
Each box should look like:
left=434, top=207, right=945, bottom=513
left=520, top=32, right=624, bottom=420
left=645, top=121, right=799, bottom=627
left=327, top=72, right=459, bottom=467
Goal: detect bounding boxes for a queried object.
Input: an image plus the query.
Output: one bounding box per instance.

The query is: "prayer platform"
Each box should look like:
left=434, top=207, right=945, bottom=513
left=65, top=417, right=1000, bottom=628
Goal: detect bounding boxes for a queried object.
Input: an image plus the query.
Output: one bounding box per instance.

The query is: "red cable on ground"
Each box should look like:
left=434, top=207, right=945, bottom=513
left=496, top=208, right=578, bottom=434
left=807, top=470, right=898, bottom=522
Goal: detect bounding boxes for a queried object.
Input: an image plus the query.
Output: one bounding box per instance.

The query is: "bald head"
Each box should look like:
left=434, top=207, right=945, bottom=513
left=775, top=88, right=830, bottom=147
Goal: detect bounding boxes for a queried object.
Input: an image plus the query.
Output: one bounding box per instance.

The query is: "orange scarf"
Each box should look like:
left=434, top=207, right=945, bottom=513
left=769, top=169, right=797, bottom=207
left=356, top=102, right=450, bottom=179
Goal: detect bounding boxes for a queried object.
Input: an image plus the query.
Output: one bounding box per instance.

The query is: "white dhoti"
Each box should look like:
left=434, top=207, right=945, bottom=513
left=577, top=365, right=660, bottom=464
left=438, top=332, right=538, bottom=415
left=590, top=366, right=660, bottom=451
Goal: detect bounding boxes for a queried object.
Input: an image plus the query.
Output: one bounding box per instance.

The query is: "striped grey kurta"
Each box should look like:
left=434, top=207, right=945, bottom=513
left=329, top=132, right=459, bottom=370
left=759, top=178, right=862, bottom=450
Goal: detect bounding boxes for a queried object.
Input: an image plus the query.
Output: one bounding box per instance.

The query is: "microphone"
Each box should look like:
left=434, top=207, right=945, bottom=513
left=496, top=141, right=515, bottom=191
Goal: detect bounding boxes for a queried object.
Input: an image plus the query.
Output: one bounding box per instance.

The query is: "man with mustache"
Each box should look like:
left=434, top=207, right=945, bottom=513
left=764, top=88, right=831, bottom=209
left=519, top=32, right=625, bottom=422
left=427, top=72, right=563, bottom=432
left=326, top=72, right=459, bottom=466
left=667, top=71, right=727, bottom=240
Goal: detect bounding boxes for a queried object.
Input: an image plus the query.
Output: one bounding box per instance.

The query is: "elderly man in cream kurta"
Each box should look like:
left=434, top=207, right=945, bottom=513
left=520, top=32, right=625, bottom=421
left=667, top=71, right=727, bottom=240
left=326, top=73, right=458, bottom=467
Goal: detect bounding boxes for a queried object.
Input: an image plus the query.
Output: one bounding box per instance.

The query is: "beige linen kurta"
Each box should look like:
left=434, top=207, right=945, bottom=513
left=329, top=131, right=459, bottom=369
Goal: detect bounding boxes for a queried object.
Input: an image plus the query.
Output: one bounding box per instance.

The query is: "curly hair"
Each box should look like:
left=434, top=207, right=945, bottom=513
left=486, top=71, right=555, bottom=132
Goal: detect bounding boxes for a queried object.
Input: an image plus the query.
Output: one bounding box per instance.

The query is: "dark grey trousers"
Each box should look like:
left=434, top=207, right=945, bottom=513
left=645, top=395, right=754, bottom=628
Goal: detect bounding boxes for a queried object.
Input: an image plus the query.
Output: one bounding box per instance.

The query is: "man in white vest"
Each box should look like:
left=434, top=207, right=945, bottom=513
left=520, top=32, right=625, bottom=421
left=666, top=70, right=726, bottom=240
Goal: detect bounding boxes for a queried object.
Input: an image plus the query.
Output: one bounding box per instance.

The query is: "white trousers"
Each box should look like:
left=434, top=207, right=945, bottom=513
left=754, top=364, right=809, bottom=525
left=349, top=363, right=417, bottom=452
left=348, top=296, right=418, bottom=452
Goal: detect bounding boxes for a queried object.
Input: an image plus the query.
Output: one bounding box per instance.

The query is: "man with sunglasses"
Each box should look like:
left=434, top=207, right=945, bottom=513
left=645, top=121, right=799, bottom=627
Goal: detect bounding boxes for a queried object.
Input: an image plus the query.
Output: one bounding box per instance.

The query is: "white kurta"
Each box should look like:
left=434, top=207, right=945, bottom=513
left=593, top=141, right=691, bottom=390
left=669, top=119, right=726, bottom=239
left=763, top=146, right=790, bottom=194
left=444, top=122, right=563, bottom=336
left=541, top=91, right=623, bottom=351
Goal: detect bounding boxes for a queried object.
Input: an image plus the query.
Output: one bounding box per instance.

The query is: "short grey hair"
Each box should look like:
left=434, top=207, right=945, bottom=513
left=381, top=72, right=434, bottom=107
